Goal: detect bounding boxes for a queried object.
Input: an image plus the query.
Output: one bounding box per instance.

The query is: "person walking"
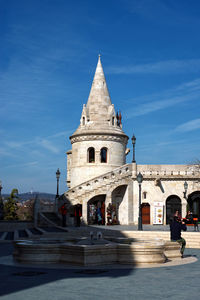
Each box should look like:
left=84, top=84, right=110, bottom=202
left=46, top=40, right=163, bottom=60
left=170, top=216, right=187, bottom=257
left=60, top=203, right=67, bottom=227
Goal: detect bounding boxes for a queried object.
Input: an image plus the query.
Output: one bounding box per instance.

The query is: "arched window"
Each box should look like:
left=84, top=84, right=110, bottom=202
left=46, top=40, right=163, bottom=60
left=88, top=147, right=95, bottom=163
left=112, top=117, right=115, bottom=126
left=100, top=147, right=107, bottom=163
left=82, top=117, right=85, bottom=125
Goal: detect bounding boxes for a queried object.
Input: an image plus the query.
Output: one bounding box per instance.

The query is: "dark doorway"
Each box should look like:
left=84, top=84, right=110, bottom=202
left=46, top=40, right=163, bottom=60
left=166, top=195, right=182, bottom=224
left=187, top=191, right=200, bottom=218
left=87, top=195, right=105, bottom=225
left=141, top=203, right=150, bottom=224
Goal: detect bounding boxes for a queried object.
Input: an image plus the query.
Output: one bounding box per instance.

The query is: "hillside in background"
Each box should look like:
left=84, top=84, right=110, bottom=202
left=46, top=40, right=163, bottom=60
left=2, top=192, right=56, bottom=202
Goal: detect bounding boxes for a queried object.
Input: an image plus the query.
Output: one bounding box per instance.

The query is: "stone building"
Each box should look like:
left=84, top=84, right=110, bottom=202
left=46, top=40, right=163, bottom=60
left=64, top=56, right=200, bottom=226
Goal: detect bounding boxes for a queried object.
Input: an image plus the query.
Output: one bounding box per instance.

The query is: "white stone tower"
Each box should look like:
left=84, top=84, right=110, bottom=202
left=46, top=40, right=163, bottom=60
left=67, top=56, right=129, bottom=188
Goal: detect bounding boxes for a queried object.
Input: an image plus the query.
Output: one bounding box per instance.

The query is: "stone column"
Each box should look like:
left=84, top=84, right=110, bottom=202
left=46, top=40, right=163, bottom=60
left=182, top=199, right=187, bottom=218
left=81, top=197, right=88, bottom=224
left=105, top=192, right=112, bottom=225
left=128, top=181, right=134, bottom=225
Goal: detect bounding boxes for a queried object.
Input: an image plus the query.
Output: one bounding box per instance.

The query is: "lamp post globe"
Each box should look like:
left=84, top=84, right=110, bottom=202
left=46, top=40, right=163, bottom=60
left=136, top=172, right=143, bottom=231
left=137, top=172, right=143, bottom=184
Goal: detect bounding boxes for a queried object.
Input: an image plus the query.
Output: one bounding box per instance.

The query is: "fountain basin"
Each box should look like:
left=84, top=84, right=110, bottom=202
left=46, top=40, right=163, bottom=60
left=13, top=238, right=168, bottom=266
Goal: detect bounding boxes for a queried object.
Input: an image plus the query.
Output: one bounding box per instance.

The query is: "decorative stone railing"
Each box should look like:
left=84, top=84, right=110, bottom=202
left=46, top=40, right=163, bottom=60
left=65, top=163, right=132, bottom=200
left=136, top=165, right=200, bottom=179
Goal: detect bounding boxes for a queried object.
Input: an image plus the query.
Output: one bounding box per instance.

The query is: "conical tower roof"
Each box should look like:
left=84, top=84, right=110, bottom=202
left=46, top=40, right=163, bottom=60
left=70, top=56, right=128, bottom=140
left=86, top=55, right=111, bottom=122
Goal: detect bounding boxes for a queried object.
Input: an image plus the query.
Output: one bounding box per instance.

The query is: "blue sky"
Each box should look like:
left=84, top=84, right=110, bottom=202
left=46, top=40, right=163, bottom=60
left=0, top=0, right=200, bottom=194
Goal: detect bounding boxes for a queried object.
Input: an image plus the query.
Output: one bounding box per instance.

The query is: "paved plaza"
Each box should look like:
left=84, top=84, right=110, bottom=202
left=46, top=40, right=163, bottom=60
left=0, top=225, right=200, bottom=300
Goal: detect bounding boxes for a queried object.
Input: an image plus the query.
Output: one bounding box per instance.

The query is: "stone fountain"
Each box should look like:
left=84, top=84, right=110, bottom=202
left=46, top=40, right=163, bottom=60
left=13, top=232, right=182, bottom=266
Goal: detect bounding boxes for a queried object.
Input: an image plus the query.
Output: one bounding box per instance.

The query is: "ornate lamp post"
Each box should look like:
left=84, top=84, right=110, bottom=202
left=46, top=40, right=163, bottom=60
left=183, top=181, right=188, bottom=199
left=136, top=172, right=143, bottom=231
left=55, top=168, right=61, bottom=212
left=131, top=134, right=136, bottom=163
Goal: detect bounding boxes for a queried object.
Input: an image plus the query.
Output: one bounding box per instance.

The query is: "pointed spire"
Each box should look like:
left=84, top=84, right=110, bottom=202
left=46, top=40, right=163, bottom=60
left=86, top=55, right=112, bottom=122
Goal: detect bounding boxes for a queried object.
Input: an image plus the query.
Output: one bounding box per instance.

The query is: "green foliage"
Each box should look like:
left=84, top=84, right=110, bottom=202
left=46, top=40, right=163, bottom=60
left=3, top=188, right=19, bottom=220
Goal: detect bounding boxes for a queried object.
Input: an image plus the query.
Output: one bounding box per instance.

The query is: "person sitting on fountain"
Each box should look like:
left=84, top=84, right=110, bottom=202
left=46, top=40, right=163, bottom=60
left=170, top=216, right=187, bottom=258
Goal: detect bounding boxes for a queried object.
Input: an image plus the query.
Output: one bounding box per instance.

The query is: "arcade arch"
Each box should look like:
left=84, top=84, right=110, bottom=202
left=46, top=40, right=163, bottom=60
left=187, top=191, right=200, bottom=218
left=87, top=195, right=106, bottom=225
left=166, top=195, right=182, bottom=224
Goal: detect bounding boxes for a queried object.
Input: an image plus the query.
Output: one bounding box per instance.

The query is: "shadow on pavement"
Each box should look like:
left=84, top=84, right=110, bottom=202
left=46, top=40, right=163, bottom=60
left=0, top=241, right=135, bottom=297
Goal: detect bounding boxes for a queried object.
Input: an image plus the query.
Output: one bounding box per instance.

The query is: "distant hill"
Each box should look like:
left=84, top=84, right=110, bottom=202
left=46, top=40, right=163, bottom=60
left=2, top=192, right=56, bottom=202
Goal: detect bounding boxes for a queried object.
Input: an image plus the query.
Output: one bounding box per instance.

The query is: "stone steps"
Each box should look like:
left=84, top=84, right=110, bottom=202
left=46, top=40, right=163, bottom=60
left=122, top=231, right=200, bottom=249
left=0, top=226, right=68, bottom=242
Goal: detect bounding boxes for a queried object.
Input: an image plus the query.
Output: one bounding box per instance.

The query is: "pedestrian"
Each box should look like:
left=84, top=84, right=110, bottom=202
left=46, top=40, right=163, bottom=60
left=174, top=210, right=181, bottom=221
left=193, top=216, right=199, bottom=231
left=75, top=204, right=82, bottom=227
left=60, top=203, right=67, bottom=227
left=170, top=216, right=187, bottom=257
left=186, top=210, right=193, bottom=224
left=97, top=206, right=102, bottom=225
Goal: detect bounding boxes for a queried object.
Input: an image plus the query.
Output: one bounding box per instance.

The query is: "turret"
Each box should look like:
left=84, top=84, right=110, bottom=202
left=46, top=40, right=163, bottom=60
left=67, top=56, right=129, bottom=188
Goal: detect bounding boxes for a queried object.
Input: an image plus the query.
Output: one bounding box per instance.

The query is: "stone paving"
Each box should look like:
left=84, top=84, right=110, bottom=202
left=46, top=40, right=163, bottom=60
left=0, top=236, right=199, bottom=300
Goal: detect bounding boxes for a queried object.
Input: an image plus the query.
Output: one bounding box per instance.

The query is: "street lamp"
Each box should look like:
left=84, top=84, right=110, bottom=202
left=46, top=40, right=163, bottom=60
left=183, top=181, right=188, bottom=199
left=56, top=169, right=61, bottom=198
left=131, top=134, right=136, bottom=163
left=55, top=169, right=61, bottom=213
left=136, top=172, right=143, bottom=231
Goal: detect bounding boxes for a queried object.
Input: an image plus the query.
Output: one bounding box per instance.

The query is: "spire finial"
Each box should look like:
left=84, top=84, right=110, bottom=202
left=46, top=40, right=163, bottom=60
left=98, top=54, right=101, bottom=59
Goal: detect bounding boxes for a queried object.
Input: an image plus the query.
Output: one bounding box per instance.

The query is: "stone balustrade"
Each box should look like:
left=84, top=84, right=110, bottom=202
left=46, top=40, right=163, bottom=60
left=65, top=163, right=132, bottom=200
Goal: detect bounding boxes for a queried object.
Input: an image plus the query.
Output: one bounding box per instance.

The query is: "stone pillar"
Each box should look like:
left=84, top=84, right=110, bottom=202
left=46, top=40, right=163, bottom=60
left=105, top=192, right=112, bottom=225
left=82, top=198, right=88, bottom=224
left=182, top=199, right=187, bottom=218
left=128, top=181, right=134, bottom=225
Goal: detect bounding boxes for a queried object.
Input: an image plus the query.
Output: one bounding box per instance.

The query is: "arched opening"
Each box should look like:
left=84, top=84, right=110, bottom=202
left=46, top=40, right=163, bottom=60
left=88, top=147, right=95, bottom=163
left=100, top=147, right=107, bottom=163
left=141, top=203, right=150, bottom=224
left=166, top=195, right=182, bottom=224
left=87, top=195, right=106, bottom=225
left=187, top=191, right=200, bottom=219
left=82, top=116, right=85, bottom=125
left=111, top=185, right=127, bottom=225
left=112, top=117, right=115, bottom=126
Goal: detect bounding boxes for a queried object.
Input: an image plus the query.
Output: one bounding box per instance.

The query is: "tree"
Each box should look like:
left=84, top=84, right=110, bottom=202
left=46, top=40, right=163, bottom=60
left=3, top=188, right=19, bottom=220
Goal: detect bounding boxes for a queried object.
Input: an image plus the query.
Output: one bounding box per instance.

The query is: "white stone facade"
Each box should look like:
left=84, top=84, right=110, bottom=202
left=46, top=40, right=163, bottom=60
left=64, top=57, right=200, bottom=226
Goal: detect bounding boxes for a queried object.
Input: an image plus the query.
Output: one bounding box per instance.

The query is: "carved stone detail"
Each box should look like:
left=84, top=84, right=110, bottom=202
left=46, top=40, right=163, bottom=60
left=70, top=134, right=128, bottom=144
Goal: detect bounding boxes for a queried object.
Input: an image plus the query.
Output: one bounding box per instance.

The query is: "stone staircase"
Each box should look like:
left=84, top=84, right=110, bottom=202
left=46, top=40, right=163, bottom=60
left=65, top=163, right=133, bottom=204
left=0, top=221, right=68, bottom=242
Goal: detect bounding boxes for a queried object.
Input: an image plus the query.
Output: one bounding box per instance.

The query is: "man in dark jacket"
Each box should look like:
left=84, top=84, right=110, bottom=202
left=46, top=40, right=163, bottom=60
left=170, top=216, right=187, bottom=257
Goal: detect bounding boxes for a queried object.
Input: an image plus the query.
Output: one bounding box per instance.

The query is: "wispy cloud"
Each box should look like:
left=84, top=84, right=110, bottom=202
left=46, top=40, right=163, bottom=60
left=175, top=119, right=200, bottom=132
left=4, top=161, right=38, bottom=169
left=108, top=59, right=200, bottom=75
left=39, top=139, right=60, bottom=154
left=125, top=78, right=200, bottom=118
